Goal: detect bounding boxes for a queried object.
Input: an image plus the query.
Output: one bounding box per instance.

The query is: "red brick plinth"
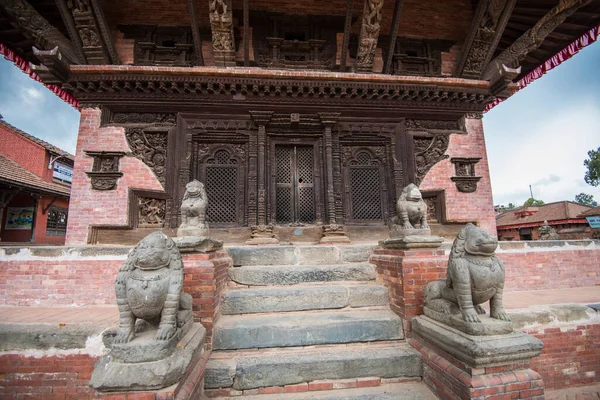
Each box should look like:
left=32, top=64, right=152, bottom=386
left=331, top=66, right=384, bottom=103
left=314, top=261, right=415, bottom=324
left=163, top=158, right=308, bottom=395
left=369, top=248, right=448, bottom=336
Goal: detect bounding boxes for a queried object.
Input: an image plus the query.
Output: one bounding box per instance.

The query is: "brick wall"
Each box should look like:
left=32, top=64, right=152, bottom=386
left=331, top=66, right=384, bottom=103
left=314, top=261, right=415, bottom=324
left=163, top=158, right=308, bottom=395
left=526, top=324, right=600, bottom=390
left=66, top=108, right=163, bottom=245
left=0, top=122, right=49, bottom=180
left=420, top=117, right=497, bottom=235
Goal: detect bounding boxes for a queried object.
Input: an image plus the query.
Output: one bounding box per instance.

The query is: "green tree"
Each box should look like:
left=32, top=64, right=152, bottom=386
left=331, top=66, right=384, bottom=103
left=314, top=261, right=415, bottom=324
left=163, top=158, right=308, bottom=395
left=523, top=198, right=544, bottom=206
left=584, top=147, right=600, bottom=187
left=574, top=193, right=598, bottom=206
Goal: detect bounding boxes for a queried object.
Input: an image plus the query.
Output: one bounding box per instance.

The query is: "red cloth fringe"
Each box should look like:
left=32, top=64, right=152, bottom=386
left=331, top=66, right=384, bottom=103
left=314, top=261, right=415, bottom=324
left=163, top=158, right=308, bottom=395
left=0, top=43, right=79, bottom=109
left=485, top=23, right=600, bottom=113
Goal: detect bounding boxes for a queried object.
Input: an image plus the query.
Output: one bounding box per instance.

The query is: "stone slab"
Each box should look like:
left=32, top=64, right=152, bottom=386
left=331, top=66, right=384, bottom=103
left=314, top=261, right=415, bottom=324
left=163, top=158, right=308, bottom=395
left=340, top=244, right=378, bottom=262
left=173, top=236, right=223, bottom=253
left=205, top=358, right=236, bottom=389
left=411, top=316, right=543, bottom=367
left=295, top=246, right=343, bottom=264
left=379, top=236, right=443, bottom=249
left=213, top=310, right=403, bottom=350
left=236, top=382, right=436, bottom=400
left=423, top=306, right=513, bottom=336
left=221, top=284, right=388, bottom=314
left=90, top=322, right=205, bottom=391
left=228, top=264, right=376, bottom=286
left=205, top=343, right=421, bottom=390
left=0, top=323, right=105, bottom=351
left=388, top=226, right=431, bottom=238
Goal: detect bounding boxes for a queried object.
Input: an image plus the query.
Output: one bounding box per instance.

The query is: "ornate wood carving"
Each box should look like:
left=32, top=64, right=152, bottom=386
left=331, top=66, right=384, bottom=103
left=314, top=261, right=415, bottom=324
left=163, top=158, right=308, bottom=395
left=339, top=0, right=354, bottom=71
left=392, top=38, right=453, bottom=76
left=413, top=134, right=450, bottom=185
left=56, top=0, right=87, bottom=64
left=249, top=111, right=274, bottom=226
left=257, top=38, right=332, bottom=70
left=109, top=112, right=177, bottom=125
left=421, top=189, right=446, bottom=224
left=85, top=150, right=124, bottom=190
left=355, top=0, right=384, bottom=73
left=384, top=0, right=405, bottom=74
left=69, top=73, right=494, bottom=113
left=406, top=118, right=466, bottom=134
left=125, top=127, right=168, bottom=187
left=119, top=25, right=195, bottom=67
left=455, top=0, right=516, bottom=79
left=243, top=0, right=249, bottom=66
left=188, top=0, right=204, bottom=66
left=138, top=197, right=166, bottom=227
left=0, top=0, right=81, bottom=63
left=484, top=0, right=592, bottom=85
left=209, top=0, right=235, bottom=67
left=450, top=157, right=482, bottom=193
left=319, top=113, right=341, bottom=224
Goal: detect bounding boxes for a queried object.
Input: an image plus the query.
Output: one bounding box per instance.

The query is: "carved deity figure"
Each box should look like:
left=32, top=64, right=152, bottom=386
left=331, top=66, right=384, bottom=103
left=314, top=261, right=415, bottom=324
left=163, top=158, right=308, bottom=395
left=425, top=223, right=510, bottom=328
left=177, top=180, right=209, bottom=237
left=114, top=231, right=189, bottom=343
left=394, top=183, right=429, bottom=230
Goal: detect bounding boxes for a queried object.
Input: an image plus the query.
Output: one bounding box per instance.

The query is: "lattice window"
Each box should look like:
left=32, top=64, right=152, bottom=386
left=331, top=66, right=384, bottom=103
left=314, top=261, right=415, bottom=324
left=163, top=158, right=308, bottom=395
left=296, top=147, right=315, bottom=222
left=275, top=146, right=315, bottom=224
left=46, top=207, right=68, bottom=236
left=350, top=168, right=382, bottom=220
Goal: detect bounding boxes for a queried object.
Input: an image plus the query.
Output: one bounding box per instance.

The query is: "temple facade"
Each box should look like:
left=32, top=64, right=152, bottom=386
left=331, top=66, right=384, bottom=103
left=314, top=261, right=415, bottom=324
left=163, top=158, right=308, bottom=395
left=1, top=0, right=598, bottom=245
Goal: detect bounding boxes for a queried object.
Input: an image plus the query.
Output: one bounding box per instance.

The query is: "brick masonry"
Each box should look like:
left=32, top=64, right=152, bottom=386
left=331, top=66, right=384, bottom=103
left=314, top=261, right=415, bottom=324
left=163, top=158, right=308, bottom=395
left=420, top=117, right=497, bottom=235
left=65, top=108, right=163, bottom=246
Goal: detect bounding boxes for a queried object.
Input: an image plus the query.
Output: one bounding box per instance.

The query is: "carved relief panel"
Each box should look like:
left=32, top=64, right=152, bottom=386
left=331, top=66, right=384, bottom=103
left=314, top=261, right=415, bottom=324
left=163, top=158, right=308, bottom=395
left=413, top=135, right=450, bottom=185
left=125, top=127, right=169, bottom=188
left=85, top=151, right=124, bottom=190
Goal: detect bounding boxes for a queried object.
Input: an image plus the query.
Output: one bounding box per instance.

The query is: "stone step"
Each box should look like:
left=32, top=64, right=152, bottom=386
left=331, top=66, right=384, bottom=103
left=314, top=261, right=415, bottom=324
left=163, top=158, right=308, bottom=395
left=221, top=284, right=389, bottom=315
left=227, top=245, right=377, bottom=266
left=213, top=309, right=403, bottom=350
left=213, top=382, right=436, bottom=400
left=205, top=342, right=421, bottom=391
left=228, top=263, right=376, bottom=286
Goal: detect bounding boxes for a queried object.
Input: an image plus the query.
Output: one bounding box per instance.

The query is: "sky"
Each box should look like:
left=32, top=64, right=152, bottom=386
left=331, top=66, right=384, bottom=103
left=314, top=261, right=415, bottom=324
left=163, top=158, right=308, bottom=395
left=0, top=41, right=599, bottom=207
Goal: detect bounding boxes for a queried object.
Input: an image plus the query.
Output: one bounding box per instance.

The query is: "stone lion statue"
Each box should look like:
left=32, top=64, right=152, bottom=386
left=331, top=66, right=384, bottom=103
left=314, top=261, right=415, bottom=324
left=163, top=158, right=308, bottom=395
left=425, top=223, right=509, bottom=327
left=114, top=231, right=191, bottom=343
left=177, top=180, right=209, bottom=237
left=393, top=183, right=429, bottom=230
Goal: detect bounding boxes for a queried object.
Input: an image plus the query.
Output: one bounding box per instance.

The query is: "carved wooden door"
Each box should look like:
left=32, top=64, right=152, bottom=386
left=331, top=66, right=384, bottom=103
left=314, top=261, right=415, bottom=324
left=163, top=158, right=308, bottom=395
left=275, top=145, right=315, bottom=224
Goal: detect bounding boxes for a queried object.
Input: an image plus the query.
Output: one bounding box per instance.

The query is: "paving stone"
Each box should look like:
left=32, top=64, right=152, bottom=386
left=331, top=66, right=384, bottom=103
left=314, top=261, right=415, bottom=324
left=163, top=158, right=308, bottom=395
left=228, top=264, right=376, bottom=286
left=205, top=343, right=421, bottom=390
left=348, top=285, right=389, bottom=308
left=213, top=310, right=403, bottom=350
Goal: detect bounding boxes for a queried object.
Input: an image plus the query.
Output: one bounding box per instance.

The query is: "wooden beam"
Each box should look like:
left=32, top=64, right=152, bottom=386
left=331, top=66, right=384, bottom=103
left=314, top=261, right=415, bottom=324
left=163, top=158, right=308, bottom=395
left=455, top=0, right=517, bottom=79
left=339, top=0, right=354, bottom=72
left=89, top=0, right=120, bottom=64
left=243, top=0, right=249, bottom=66
left=188, top=0, right=204, bottom=66
left=383, top=0, right=404, bottom=74
left=55, top=0, right=87, bottom=64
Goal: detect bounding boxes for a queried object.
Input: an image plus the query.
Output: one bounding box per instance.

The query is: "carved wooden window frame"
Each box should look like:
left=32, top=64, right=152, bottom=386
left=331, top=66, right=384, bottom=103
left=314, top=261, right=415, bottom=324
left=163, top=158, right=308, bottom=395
left=342, top=146, right=389, bottom=225
left=192, top=144, right=247, bottom=227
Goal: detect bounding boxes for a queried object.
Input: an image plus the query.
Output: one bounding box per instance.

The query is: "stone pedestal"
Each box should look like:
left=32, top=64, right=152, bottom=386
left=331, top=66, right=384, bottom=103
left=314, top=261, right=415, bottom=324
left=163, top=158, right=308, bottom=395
left=379, top=235, right=443, bottom=250
left=174, top=236, right=223, bottom=253
left=246, top=225, right=279, bottom=245
left=320, top=224, right=351, bottom=244
left=410, top=316, right=545, bottom=400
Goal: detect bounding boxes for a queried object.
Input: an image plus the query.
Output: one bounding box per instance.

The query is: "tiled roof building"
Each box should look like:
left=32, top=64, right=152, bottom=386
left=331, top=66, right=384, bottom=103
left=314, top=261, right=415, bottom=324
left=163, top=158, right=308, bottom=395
left=0, top=119, right=73, bottom=244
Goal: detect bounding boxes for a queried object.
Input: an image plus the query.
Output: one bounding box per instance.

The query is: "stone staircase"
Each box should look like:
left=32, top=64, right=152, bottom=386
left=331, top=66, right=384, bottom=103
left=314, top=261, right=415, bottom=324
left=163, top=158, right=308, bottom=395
left=204, top=245, right=431, bottom=399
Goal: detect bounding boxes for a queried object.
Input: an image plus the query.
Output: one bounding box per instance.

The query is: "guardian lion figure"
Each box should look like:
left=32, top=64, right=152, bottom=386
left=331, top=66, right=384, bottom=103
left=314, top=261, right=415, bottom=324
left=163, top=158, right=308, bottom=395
left=393, top=183, right=429, bottom=230
left=114, top=231, right=191, bottom=343
left=425, top=223, right=509, bottom=326
left=177, top=180, right=209, bottom=237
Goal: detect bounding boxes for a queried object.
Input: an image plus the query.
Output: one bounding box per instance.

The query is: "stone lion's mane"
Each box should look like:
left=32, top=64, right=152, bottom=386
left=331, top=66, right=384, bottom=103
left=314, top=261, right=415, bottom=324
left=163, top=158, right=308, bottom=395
left=118, top=233, right=182, bottom=275
left=449, top=223, right=472, bottom=262
left=182, top=182, right=205, bottom=201
left=398, top=183, right=417, bottom=201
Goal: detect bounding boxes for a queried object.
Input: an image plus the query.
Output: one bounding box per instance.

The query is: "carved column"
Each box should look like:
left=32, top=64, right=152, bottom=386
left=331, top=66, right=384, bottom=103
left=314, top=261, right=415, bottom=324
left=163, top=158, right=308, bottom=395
left=247, top=111, right=276, bottom=245
left=454, top=0, right=516, bottom=79
left=319, top=113, right=350, bottom=244
left=209, top=0, right=236, bottom=67
left=483, top=0, right=592, bottom=94
left=355, top=0, right=384, bottom=73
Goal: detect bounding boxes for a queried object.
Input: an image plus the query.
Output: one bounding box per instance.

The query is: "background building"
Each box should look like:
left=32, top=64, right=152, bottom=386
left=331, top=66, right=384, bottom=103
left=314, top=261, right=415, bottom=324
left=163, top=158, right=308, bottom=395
left=0, top=118, right=72, bottom=244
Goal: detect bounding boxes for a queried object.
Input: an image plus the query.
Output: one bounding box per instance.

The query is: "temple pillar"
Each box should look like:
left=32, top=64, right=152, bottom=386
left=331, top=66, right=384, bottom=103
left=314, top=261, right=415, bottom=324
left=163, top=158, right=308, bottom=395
left=209, top=0, right=236, bottom=67
left=355, top=0, right=384, bottom=73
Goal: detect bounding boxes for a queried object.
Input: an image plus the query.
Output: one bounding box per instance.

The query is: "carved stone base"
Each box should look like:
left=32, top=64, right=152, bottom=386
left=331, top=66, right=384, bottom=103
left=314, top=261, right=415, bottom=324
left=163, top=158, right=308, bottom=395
left=246, top=225, right=279, bottom=245
left=177, top=225, right=209, bottom=238
left=320, top=224, right=351, bottom=244
left=411, top=316, right=544, bottom=399
left=90, top=322, right=206, bottom=392
left=174, top=236, right=224, bottom=253
left=388, top=224, right=431, bottom=238
left=379, top=236, right=443, bottom=250
left=423, top=306, right=513, bottom=336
